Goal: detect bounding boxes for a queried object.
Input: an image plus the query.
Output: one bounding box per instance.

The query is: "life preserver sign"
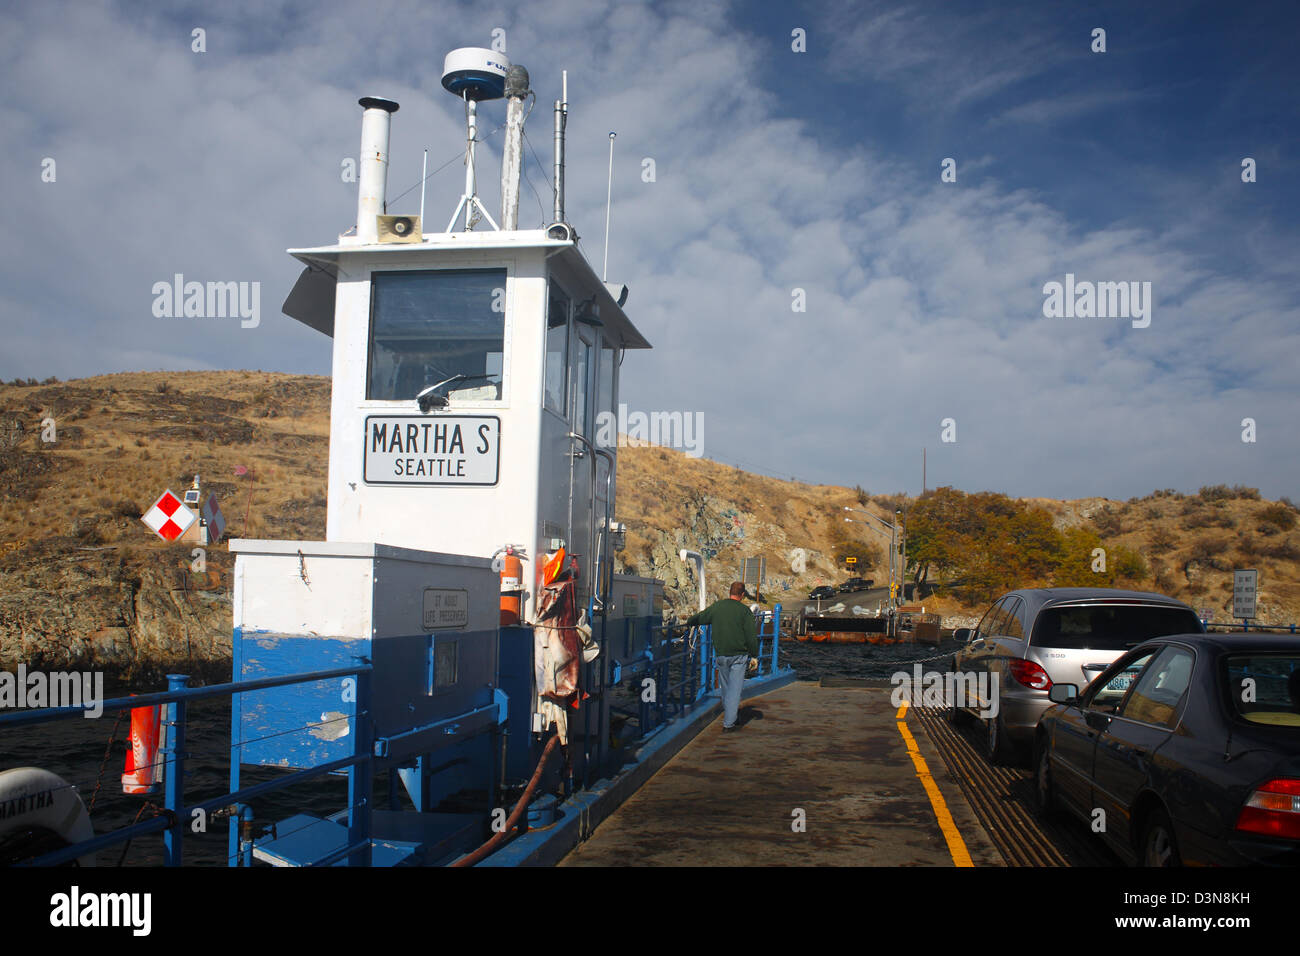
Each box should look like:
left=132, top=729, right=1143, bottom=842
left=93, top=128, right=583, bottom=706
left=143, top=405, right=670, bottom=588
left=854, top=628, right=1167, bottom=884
left=363, top=415, right=500, bottom=485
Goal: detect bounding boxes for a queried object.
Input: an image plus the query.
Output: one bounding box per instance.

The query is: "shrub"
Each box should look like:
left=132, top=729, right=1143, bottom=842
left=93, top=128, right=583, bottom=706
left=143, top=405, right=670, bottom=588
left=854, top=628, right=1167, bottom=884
left=1093, top=507, right=1123, bottom=536
left=1259, top=503, right=1297, bottom=532
left=872, top=492, right=908, bottom=513
left=1262, top=539, right=1300, bottom=561
left=1147, top=527, right=1176, bottom=554
left=1189, top=536, right=1230, bottom=563
left=1198, top=484, right=1233, bottom=502
left=113, top=499, right=142, bottom=519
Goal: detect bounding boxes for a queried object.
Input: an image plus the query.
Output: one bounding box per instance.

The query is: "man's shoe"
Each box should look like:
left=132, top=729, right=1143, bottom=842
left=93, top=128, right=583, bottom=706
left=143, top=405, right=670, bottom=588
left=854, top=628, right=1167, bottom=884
left=722, top=724, right=738, bottom=732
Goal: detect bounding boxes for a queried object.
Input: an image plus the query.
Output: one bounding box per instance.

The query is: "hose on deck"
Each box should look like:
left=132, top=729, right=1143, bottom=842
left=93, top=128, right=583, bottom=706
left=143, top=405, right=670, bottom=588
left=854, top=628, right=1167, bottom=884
left=451, top=733, right=561, bottom=867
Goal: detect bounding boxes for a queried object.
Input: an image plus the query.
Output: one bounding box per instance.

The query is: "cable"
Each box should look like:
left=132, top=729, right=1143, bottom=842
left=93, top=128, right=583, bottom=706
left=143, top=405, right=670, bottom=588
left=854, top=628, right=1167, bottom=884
left=522, top=128, right=557, bottom=229
left=520, top=149, right=549, bottom=228
left=384, top=122, right=507, bottom=210
left=87, top=708, right=127, bottom=812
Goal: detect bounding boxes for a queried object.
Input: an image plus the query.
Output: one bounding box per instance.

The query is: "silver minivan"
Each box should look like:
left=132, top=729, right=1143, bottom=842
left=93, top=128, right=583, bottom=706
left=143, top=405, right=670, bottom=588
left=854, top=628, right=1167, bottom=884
left=950, top=588, right=1204, bottom=764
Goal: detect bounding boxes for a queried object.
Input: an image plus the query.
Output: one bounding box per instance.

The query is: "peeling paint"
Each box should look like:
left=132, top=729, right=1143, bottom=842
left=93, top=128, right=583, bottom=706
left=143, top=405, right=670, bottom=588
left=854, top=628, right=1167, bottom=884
left=310, top=710, right=350, bottom=740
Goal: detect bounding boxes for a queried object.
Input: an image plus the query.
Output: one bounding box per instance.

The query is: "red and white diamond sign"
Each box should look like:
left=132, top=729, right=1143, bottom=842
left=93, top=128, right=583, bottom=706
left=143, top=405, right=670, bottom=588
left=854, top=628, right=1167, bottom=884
left=141, top=489, right=196, bottom=541
left=202, top=493, right=226, bottom=544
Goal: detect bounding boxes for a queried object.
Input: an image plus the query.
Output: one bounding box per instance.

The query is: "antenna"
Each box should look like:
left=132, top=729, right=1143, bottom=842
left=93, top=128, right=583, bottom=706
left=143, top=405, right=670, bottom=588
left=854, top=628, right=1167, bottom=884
left=553, top=71, right=568, bottom=224
left=602, top=132, right=616, bottom=281
left=440, top=47, right=509, bottom=232
left=419, top=147, right=428, bottom=226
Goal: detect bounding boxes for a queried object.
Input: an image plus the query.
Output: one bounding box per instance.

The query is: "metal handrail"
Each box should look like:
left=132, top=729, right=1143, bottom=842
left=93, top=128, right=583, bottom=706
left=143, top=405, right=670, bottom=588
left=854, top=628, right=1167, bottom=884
left=7, top=662, right=374, bottom=867
left=0, top=664, right=371, bottom=728
left=1202, top=622, right=1299, bottom=633
left=629, top=604, right=784, bottom=735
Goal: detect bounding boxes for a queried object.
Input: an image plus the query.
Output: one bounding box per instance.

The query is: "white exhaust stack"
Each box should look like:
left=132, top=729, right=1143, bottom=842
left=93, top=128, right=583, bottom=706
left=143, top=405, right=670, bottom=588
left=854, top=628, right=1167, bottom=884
left=356, top=96, right=399, bottom=243
left=499, top=65, right=530, bottom=230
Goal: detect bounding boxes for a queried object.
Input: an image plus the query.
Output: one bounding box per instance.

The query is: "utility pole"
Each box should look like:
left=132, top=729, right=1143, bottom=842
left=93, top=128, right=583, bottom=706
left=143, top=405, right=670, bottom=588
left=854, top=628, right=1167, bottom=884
left=897, top=508, right=907, bottom=606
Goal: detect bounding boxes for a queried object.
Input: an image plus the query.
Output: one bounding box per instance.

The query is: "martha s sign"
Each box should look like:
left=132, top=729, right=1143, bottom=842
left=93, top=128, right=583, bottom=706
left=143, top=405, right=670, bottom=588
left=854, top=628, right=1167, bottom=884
left=364, top=416, right=500, bottom=485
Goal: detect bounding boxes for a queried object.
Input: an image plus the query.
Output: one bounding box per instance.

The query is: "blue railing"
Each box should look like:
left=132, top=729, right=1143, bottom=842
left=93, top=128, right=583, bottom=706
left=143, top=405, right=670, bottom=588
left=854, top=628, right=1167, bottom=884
left=0, top=662, right=374, bottom=867
left=3, top=605, right=792, bottom=866
left=615, top=604, right=784, bottom=740
left=1201, top=621, right=1299, bottom=633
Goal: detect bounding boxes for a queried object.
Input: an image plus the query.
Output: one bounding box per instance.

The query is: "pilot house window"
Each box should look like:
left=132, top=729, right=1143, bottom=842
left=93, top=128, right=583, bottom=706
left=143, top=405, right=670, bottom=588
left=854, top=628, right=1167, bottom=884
left=545, top=284, right=569, bottom=415
left=367, top=269, right=507, bottom=402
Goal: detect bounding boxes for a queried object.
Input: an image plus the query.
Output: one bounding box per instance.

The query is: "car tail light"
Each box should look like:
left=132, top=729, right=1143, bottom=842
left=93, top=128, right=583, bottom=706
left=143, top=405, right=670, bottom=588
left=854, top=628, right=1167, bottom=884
left=1008, top=659, right=1052, bottom=690
left=1235, top=779, right=1300, bottom=840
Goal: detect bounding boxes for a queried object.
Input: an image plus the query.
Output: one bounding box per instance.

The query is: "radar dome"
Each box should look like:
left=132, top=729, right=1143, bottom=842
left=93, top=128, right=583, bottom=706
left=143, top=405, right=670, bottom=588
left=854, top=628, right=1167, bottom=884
left=441, top=48, right=511, bottom=101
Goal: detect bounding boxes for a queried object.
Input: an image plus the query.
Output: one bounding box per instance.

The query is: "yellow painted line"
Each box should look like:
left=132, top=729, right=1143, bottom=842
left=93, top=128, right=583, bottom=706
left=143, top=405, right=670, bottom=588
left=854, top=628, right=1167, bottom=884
left=895, top=700, right=974, bottom=867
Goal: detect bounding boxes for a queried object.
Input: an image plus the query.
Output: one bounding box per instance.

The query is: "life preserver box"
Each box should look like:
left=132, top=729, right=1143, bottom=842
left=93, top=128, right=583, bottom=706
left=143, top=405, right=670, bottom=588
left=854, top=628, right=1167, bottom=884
left=0, top=767, right=96, bottom=866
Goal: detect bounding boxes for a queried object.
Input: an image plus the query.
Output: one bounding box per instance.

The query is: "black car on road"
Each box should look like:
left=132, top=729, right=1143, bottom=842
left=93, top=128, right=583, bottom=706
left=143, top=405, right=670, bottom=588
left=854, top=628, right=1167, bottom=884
left=1034, top=632, right=1300, bottom=866
left=838, top=577, right=873, bottom=593
left=808, top=586, right=836, bottom=601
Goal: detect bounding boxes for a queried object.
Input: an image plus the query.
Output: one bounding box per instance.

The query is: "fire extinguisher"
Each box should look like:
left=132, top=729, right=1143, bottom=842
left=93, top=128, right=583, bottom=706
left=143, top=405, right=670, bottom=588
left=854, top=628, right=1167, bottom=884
left=499, top=545, right=524, bottom=626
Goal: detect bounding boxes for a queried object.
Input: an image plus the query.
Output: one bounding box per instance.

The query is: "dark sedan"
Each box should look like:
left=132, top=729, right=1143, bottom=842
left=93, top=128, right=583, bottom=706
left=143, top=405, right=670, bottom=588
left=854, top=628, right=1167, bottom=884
left=808, top=586, right=837, bottom=601
left=1034, top=632, right=1300, bottom=866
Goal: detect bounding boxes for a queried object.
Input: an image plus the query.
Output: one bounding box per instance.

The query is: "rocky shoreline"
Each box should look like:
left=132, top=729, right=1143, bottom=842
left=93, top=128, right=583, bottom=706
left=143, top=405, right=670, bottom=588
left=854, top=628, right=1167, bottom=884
left=0, top=541, right=235, bottom=684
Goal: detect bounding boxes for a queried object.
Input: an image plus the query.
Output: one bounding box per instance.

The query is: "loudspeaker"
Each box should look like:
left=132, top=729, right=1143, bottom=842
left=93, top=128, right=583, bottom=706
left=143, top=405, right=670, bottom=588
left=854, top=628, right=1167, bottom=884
left=377, top=215, right=422, bottom=243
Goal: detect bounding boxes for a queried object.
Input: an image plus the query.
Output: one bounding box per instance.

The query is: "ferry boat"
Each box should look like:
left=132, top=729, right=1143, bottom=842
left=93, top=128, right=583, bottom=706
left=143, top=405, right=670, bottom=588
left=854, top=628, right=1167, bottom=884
left=0, top=47, right=794, bottom=867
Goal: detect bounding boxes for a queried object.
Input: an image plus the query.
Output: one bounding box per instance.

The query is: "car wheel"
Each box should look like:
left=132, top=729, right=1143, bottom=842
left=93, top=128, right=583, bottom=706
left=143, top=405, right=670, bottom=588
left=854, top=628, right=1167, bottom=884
left=947, top=661, right=961, bottom=723
left=1140, top=808, right=1181, bottom=868
left=986, top=712, right=1012, bottom=765
left=1034, top=739, right=1060, bottom=818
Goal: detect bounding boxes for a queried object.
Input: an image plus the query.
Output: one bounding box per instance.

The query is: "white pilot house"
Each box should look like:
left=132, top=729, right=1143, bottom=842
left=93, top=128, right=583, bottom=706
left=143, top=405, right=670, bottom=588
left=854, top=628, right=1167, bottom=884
left=227, top=49, right=664, bottom=864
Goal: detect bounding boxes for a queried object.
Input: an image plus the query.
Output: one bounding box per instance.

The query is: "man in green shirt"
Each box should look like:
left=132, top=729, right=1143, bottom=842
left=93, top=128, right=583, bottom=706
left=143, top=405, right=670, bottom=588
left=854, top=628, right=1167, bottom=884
left=686, top=582, right=759, bottom=731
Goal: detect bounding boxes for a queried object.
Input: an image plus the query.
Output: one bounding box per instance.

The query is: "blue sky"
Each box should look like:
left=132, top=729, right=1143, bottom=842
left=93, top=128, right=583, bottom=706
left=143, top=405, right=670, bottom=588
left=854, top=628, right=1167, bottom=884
left=2, top=0, right=1297, bottom=502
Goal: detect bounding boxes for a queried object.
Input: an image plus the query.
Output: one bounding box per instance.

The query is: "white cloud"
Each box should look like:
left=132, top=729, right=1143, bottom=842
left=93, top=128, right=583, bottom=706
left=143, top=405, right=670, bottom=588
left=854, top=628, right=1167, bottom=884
left=1, top=0, right=1296, bottom=503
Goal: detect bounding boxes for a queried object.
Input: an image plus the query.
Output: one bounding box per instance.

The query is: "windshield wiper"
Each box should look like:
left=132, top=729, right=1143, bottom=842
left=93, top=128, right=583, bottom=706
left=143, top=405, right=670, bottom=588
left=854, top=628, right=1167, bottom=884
left=415, top=374, right=497, bottom=411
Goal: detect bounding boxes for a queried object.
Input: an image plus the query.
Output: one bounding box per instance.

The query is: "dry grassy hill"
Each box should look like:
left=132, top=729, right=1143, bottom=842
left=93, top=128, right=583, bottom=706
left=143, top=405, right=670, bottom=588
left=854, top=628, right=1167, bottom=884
left=2, top=371, right=1297, bottom=677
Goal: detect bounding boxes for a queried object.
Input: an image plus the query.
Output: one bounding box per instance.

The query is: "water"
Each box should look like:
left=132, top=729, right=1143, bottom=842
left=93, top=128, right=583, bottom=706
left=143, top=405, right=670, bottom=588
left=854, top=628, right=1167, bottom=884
left=1, top=680, right=358, bottom=866
left=2, top=641, right=958, bottom=865
left=779, top=637, right=958, bottom=682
